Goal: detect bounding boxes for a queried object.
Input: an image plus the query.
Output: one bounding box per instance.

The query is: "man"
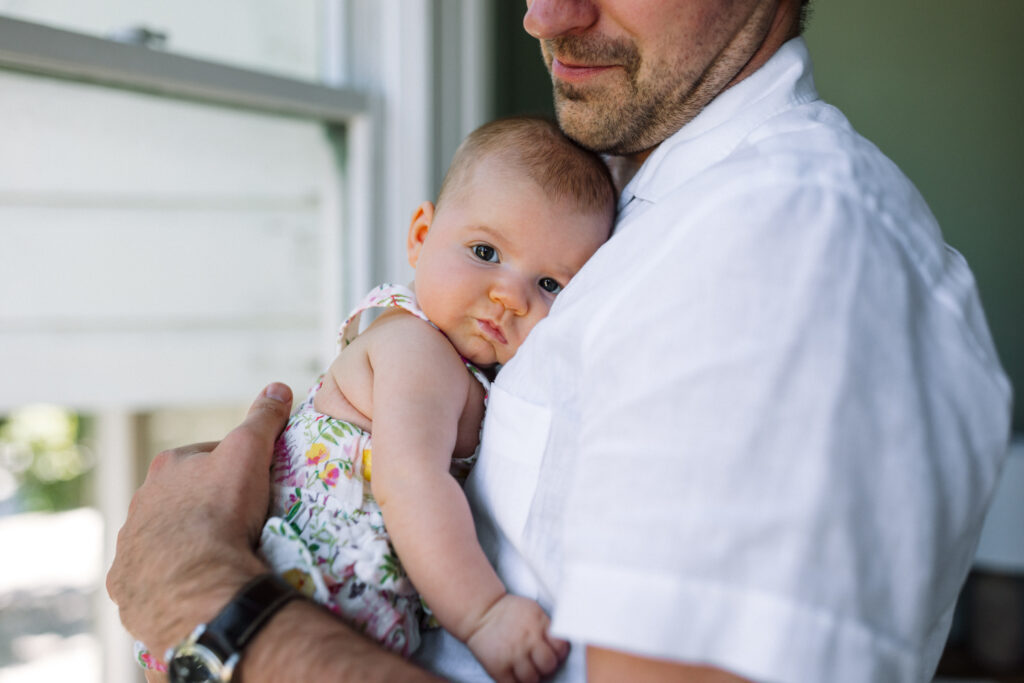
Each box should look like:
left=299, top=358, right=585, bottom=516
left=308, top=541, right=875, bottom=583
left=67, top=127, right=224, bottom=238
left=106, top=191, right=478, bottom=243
left=108, top=1, right=1012, bottom=681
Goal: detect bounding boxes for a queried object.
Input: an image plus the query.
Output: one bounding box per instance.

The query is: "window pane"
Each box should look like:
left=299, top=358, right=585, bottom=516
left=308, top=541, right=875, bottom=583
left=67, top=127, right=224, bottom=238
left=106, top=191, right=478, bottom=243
left=0, top=0, right=321, bottom=81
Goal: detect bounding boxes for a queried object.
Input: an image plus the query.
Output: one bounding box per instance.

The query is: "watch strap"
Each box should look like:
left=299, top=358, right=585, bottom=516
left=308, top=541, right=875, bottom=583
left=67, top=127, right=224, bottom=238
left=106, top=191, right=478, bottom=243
left=197, top=573, right=300, bottom=662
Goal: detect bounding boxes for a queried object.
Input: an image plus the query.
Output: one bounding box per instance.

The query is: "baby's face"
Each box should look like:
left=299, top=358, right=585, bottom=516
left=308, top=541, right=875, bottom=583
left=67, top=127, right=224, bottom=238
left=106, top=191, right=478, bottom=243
left=408, top=157, right=611, bottom=367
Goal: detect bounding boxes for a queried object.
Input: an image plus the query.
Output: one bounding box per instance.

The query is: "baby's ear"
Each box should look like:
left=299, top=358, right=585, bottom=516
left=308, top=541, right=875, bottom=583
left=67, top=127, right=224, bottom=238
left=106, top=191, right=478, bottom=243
left=407, top=201, right=435, bottom=267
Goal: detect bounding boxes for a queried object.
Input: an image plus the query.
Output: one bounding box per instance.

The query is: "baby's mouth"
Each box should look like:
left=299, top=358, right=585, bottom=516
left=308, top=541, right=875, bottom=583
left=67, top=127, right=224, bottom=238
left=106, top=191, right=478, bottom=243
left=476, top=319, right=508, bottom=346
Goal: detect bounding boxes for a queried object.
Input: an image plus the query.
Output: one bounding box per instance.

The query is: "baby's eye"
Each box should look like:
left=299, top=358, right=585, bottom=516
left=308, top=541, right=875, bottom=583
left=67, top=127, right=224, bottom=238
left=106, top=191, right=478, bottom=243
left=538, top=277, right=563, bottom=294
left=472, top=244, right=498, bottom=263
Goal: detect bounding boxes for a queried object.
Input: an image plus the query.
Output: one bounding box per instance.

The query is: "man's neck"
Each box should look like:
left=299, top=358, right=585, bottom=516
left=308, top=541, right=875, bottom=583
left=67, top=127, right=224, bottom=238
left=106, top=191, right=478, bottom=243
left=726, top=1, right=803, bottom=91
left=603, top=154, right=647, bottom=195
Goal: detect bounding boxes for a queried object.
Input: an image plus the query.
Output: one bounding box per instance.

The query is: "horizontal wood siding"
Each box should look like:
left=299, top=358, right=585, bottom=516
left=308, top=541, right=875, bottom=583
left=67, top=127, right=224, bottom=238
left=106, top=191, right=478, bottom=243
left=0, top=70, right=338, bottom=410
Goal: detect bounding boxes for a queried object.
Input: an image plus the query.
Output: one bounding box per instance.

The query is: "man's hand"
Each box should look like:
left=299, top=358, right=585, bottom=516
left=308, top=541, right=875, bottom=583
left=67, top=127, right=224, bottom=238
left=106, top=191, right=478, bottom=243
left=106, top=383, right=293, bottom=660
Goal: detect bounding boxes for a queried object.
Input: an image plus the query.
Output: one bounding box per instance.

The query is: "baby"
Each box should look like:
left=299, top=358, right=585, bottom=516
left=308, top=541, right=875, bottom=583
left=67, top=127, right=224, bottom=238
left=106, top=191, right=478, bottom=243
left=138, top=116, right=615, bottom=681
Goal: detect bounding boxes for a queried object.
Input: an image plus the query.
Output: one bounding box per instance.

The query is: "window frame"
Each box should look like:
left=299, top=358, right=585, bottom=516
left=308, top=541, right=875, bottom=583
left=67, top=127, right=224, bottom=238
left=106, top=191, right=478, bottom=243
left=0, top=13, right=377, bottom=313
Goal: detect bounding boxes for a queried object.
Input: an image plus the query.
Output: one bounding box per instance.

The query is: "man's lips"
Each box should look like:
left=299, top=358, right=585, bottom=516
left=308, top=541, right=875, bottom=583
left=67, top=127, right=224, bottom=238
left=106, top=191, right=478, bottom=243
left=551, top=57, right=615, bottom=83
left=477, top=319, right=508, bottom=346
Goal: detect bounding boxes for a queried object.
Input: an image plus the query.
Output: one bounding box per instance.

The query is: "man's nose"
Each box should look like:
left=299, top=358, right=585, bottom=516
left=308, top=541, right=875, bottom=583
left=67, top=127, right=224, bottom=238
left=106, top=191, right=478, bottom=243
left=523, top=0, right=599, bottom=40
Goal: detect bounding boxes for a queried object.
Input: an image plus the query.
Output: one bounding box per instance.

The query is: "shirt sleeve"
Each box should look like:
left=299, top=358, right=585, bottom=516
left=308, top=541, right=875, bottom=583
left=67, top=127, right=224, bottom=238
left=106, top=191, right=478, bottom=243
left=549, top=178, right=1010, bottom=682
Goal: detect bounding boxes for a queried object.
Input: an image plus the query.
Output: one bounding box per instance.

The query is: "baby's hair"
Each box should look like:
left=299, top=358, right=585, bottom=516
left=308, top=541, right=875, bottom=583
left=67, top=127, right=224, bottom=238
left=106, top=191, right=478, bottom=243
left=437, top=116, right=616, bottom=220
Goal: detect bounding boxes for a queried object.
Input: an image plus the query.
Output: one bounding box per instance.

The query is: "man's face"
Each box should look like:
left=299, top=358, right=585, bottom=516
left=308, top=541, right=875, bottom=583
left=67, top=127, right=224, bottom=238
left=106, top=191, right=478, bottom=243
left=524, top=0, right=781, bottom=156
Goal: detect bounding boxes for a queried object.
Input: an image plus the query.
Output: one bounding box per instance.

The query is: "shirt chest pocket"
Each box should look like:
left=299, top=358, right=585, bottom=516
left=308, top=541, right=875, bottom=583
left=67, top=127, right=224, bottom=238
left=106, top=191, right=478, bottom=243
left=471, top=384, right=551, bottom=546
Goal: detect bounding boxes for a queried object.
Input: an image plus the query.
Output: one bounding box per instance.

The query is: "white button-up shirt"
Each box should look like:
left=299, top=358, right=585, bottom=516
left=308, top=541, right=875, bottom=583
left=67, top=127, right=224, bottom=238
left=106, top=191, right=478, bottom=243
left=419, top=38, right=1012, bottom=683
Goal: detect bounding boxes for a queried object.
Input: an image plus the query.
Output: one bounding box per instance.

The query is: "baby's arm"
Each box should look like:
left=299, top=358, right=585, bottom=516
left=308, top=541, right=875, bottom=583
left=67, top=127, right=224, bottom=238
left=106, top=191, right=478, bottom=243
left=366, top=315, right=567, bottom=681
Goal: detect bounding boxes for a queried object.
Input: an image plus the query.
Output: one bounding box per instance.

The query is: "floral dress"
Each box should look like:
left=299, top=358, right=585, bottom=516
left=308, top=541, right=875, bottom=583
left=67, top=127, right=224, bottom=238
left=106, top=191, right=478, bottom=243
left=259, top=283, right=490, bottom=656
left=134, top=284, right=488, bottom=672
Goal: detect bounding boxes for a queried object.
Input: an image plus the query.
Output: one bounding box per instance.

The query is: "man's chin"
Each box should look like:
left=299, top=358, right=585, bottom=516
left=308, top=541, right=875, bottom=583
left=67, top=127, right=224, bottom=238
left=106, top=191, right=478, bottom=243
left=554, top=103, right=619, bottom=154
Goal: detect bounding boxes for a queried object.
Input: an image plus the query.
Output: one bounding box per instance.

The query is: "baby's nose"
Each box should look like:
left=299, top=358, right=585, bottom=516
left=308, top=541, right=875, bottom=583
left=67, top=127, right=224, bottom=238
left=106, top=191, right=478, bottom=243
left=490, top=277, right=529, bottom=315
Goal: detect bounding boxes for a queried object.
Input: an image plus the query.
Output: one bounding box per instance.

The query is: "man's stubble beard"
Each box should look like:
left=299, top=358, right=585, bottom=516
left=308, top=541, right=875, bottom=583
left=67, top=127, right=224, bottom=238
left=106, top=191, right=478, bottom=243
left=544, top=37, right=688, bottom=157
left=543, top=2, right=780, bottom=157
left=543, top=35, right=695, bottom=157
left=552, top=73, right=698, bottom=157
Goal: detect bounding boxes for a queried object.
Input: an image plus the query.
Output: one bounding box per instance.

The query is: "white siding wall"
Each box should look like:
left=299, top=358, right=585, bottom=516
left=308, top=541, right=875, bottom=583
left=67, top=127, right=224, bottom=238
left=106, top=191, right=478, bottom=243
left=0, top=70, right=337, bottom=411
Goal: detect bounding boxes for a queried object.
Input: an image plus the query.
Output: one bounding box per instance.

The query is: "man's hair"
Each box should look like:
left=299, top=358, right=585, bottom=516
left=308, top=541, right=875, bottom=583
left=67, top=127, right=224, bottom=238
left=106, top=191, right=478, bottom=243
left=437, top=116, right=615, bottom=219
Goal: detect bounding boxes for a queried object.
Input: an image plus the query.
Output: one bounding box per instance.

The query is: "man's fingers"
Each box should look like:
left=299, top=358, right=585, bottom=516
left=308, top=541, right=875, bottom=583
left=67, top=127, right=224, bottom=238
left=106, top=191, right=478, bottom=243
left=217, top=383, right=293, bottom=463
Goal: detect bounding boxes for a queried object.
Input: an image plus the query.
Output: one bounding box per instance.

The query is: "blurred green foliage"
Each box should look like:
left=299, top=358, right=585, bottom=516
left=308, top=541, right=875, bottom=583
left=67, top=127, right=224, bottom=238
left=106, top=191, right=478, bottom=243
left=0, top=405, right=94, bottom=512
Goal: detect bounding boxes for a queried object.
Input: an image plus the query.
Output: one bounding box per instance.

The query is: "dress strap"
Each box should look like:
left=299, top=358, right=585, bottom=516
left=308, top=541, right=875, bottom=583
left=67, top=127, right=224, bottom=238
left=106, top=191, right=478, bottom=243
left=338, top=284, right=490, bottom=399
left=463, top=362, right=491, bottom=401
left=338, top=283, right=433, bottom=349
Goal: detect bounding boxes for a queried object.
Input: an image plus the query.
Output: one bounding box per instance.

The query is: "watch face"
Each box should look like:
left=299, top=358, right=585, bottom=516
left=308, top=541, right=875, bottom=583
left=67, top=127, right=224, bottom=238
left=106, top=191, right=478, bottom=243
left=169, top=644, right=228, bottom=683
left=169, top=652, right=215, bottom=683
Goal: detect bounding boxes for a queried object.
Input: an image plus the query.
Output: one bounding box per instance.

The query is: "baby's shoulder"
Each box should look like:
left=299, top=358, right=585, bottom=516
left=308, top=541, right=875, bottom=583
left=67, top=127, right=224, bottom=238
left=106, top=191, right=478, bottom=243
left=361, top=309, right=470, bottom=380
left=362, top=307, right=440, bottom=343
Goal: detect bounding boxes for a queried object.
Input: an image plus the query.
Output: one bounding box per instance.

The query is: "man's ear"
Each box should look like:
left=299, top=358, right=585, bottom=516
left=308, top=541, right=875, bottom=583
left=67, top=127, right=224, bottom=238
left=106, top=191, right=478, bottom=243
left=407, top=201, right=435, bottom=268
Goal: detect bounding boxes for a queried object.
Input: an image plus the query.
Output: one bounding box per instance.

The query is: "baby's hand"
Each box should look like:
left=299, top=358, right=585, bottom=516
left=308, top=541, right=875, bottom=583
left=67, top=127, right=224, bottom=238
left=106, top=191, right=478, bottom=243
left=144, top=669, right=169, bottom=683
left=465, top=594, right=569, bottom=683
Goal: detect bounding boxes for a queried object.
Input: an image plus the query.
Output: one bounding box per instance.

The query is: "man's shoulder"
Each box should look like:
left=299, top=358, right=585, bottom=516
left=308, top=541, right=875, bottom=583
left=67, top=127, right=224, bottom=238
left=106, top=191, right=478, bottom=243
left=731, top=100, right=920, bottom=208
left=646, top=99, right=944, bottom=278
left=609, top=100, right=973, bottom=347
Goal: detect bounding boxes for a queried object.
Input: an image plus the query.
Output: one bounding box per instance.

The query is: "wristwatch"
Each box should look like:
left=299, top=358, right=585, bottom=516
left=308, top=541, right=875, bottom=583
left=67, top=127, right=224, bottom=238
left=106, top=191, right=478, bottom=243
left=165, top=573, right=300, bottom=683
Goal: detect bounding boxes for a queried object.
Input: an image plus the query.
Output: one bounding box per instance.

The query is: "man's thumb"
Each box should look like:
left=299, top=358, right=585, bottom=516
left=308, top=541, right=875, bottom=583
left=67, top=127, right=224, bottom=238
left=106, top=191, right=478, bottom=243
left=261, top=382, right=293, bottom=407
left=221, top=383, right=293, bottom=458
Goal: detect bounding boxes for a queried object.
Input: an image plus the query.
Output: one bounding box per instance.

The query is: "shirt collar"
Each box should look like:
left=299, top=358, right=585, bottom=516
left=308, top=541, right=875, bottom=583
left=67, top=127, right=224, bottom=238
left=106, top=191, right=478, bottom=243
left=618, top=37, right=819, bottom=213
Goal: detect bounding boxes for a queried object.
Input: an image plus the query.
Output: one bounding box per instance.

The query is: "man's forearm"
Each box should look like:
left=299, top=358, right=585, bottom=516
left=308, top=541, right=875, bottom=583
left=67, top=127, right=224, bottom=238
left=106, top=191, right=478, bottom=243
left=239, top=600, right=442, bottom=682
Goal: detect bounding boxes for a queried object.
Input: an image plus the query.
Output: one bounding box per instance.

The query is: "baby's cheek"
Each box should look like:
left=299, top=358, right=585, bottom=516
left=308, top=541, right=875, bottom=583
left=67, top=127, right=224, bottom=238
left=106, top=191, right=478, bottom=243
left=526, top=305, right=553, bottom=337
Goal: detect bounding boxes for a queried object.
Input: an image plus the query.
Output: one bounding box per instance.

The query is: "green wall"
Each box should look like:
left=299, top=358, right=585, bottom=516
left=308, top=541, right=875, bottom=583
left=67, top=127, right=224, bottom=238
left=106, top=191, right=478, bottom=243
left=805, top=1, right=1023, bottom=430
left=493, top=2, right=1022, bottom=429
left=491, top=2, right=554, bottom=120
